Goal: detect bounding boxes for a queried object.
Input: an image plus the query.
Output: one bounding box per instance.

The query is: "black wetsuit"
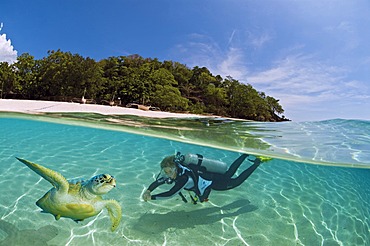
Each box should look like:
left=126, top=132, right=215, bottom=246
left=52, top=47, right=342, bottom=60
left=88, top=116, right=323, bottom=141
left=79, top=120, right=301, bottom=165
left=148, top=154, right=261, bottom=202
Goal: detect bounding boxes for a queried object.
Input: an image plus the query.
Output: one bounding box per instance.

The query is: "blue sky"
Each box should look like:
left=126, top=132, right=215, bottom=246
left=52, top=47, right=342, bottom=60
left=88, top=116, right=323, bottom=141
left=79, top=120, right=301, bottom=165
left=1, top=0, right=370, bottom=121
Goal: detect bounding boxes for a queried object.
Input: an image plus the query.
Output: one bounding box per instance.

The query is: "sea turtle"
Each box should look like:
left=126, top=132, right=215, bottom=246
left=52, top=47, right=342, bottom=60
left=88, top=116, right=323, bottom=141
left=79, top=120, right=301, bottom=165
left=16, top=157, right=122, bottom=232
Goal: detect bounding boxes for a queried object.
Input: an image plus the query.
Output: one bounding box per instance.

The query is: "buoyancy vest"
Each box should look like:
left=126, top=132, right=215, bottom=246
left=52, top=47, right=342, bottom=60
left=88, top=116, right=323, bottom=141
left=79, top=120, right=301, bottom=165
left=177, top=165, right=210, bottom=203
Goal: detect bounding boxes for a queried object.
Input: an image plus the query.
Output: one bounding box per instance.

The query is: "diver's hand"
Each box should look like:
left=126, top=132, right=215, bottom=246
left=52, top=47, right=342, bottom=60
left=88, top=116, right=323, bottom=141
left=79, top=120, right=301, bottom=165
left=142, top=190, right=152, bottom=202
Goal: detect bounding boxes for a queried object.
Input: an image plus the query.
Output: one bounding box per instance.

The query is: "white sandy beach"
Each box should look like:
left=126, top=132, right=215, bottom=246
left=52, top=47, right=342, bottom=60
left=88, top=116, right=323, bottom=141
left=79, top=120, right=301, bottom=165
left=0, top=99, right=207, bottom=118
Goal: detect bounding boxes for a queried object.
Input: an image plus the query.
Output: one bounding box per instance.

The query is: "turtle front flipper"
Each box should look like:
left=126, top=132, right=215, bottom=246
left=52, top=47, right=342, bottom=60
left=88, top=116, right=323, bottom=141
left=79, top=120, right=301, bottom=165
left=16, top=158, right=69, bottom=194
left=104, top=200, right=122, bottom=232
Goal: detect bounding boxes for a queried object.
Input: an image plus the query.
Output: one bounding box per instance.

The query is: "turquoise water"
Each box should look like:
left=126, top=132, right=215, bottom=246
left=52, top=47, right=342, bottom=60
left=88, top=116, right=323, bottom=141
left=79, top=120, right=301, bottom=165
left=0, top=114, right=369, bottom=245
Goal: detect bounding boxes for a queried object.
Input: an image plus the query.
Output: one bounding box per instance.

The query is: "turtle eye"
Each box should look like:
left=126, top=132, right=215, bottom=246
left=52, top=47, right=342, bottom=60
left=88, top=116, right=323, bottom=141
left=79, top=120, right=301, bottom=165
left=103, top=174, right=107, bottom=179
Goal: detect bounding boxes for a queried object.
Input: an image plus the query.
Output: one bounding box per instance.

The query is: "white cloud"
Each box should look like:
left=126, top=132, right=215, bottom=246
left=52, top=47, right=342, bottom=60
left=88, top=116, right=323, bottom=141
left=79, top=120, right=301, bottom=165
left=324, top=21, right=360, bottom=51
left=227, top=30, right=236, bottom=47
left=246, top=54, right=370, bottom=121
left=216, top=47, right=248, bottom=79
left=171, top=32, right=249, bottom=79
left=248, top=54, right=346, bottom=94
left=0, top=23, right=18, bottom=64
left=249, top=33, right=271, bottom=49
left=171, top=32, right=370, bottom=121
left=171, top=33, right=222, bottom=70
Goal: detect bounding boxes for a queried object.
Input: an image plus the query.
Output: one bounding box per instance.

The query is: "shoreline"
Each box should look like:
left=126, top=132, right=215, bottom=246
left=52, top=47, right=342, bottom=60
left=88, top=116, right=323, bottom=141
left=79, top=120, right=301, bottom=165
left=0, top=99, right=210, bottom=119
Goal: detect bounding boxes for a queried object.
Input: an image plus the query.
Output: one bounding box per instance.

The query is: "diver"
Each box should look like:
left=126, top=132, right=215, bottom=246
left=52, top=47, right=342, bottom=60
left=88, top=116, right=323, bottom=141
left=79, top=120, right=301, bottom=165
left=142, top=152, right=267, bottom=204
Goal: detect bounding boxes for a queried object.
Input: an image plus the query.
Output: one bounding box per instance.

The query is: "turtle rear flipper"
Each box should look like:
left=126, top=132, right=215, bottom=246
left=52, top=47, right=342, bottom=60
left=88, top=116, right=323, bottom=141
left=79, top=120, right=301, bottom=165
left=16, top=158, right=69, bottom=194
left=105, top=200, right=122, bottom=232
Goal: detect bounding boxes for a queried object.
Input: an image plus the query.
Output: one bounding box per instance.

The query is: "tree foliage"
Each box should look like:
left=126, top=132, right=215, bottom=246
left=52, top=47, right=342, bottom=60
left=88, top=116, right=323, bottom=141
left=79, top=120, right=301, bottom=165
left=0, top=51, right=289, bottom=121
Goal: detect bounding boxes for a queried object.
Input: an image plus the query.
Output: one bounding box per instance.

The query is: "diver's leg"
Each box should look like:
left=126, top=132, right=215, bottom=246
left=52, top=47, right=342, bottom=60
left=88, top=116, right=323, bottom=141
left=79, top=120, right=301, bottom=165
left=224, top=154, right=249, bottom=179
left=223, top=158, right=261, bottom=190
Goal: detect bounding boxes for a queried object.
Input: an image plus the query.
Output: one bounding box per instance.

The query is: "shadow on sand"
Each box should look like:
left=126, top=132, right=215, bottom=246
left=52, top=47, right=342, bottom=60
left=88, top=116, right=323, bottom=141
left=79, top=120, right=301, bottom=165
left=132, top=199, right=258, bottom=234
left=0, top=220, right=58, bottom=246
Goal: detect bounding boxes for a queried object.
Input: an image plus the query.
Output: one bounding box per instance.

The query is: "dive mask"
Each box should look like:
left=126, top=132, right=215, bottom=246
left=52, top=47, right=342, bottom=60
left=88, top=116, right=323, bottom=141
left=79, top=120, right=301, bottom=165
left=156, top=167, right=176, bottom=184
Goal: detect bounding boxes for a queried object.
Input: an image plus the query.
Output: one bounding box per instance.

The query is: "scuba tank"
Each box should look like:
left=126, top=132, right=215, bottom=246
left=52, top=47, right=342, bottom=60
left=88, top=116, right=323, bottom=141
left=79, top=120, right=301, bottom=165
left=175, top=152, right=227, bottom=174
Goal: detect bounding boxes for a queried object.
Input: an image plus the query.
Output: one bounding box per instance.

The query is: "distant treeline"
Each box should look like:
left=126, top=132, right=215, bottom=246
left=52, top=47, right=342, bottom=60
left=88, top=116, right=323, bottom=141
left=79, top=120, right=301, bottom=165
left=0, top=50, right=289, bottom=121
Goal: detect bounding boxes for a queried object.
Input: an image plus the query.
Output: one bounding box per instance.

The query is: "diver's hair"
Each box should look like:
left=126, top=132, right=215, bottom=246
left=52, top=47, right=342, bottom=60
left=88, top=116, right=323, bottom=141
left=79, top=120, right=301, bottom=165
left=160, top=155, right=176, bottom=169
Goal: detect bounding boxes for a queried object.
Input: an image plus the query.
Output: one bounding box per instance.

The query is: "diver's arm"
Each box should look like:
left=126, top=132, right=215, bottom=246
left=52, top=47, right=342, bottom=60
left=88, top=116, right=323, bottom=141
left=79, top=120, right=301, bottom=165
left=151, top=175, right=188, bottom=200
left=147, top=178, right=166, bottom=192
left=143, top=178, right=166, bottom=202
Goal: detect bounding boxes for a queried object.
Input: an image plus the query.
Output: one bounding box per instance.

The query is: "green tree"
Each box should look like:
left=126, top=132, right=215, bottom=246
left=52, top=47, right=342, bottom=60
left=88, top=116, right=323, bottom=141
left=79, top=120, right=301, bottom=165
left=0, top=62, right=16, bottom=98
left=99, top=56, right=123, bottom=102
left=37, top=50, right=103, bottom=100
left=204, top=83, right=227, bottom=115
left=149, top=68, right=188, bottom=111
left=36, top=50, right=71, bottom=98
left=80, top=56, right=104, bottom=100
left=13, top=53, right=37, bottom=98
left=224, top=77, right=265, bottom=119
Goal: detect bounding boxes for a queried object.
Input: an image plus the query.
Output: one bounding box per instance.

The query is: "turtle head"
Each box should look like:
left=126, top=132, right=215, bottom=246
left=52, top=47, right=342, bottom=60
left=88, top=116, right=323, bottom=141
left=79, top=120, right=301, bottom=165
left=87, top=174, right=116, bottom=195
